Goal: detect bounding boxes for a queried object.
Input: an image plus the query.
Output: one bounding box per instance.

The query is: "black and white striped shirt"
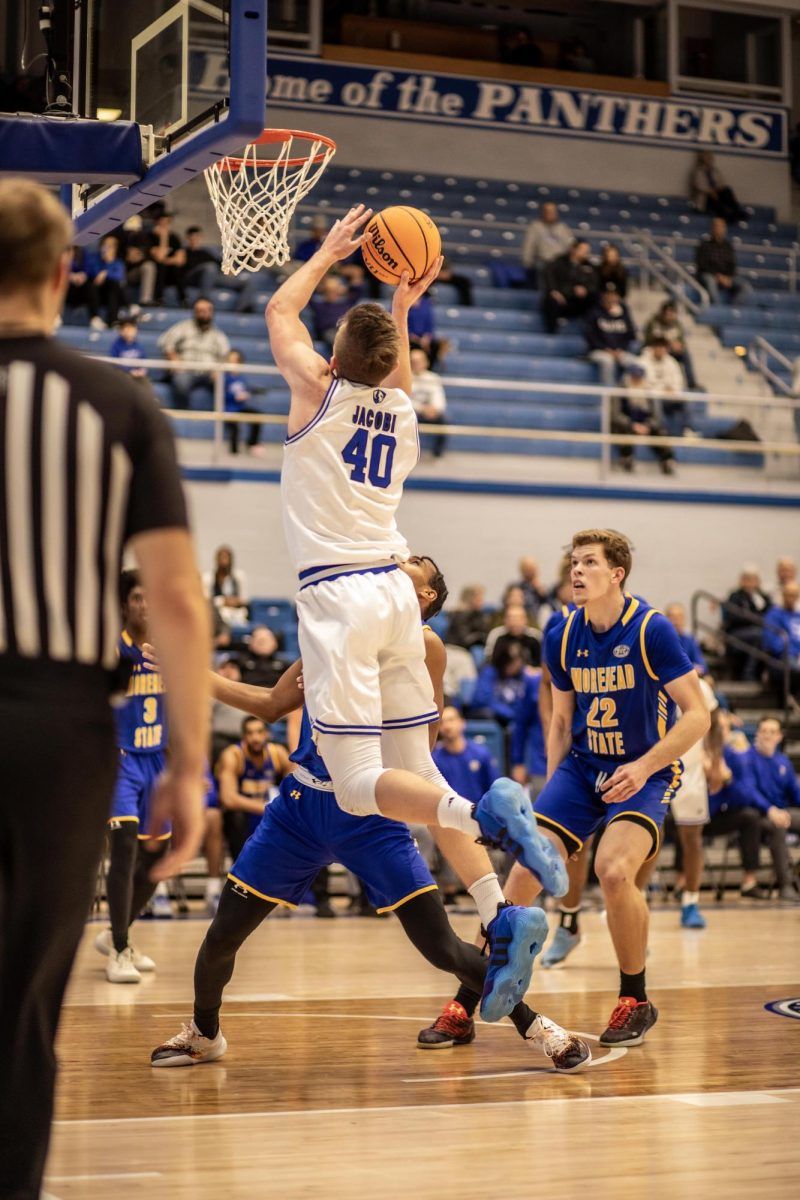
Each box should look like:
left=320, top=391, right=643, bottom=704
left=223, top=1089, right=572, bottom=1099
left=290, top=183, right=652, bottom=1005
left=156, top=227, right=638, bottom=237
left=0, top=335, right=187, bottom=688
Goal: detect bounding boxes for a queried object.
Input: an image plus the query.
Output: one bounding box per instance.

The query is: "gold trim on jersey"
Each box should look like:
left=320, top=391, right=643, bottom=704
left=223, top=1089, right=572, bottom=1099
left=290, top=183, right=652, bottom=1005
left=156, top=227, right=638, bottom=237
left=226, top=873, right=298, bottom=909
left=621, top=595, right=640, bottom=626
left=137, top=831, right=171, bottom=841
left=375, top=883, right=439, bottom=914
left=121, top=630, right=133, bottom=647
left=534, top=813, right=583, bottom=855
left=639, top=609, right=658, bottom=679
left=608, top=810, right=661, bottom=861
left=657, top=689, right=669, bottom=739
left=560, top=609, right=578, bottom=672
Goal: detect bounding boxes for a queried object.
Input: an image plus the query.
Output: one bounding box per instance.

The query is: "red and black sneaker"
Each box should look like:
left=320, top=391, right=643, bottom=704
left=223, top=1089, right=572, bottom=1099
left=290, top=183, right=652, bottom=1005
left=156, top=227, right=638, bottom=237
left=417, top=1000, right=476, bottom=1049
left=599, top=996, right=658, bottom=1046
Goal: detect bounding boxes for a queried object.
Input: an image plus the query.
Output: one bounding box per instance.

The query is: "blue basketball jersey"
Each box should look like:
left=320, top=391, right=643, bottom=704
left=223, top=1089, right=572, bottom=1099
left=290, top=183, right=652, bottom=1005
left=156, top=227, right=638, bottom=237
left=114, top=632, right=167, bottom=754
left=232, top=742, right=281, bottom=803
left=290, top=708, right=331, bottom=782
left=542, top=602, right=578, bottom=640
left=544, top=594, right=692, bottom=771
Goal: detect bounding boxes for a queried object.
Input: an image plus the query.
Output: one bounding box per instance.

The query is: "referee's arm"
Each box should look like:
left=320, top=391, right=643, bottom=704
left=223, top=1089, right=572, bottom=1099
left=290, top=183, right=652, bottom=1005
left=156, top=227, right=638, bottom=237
left=134, top=526, right=211, bottom=879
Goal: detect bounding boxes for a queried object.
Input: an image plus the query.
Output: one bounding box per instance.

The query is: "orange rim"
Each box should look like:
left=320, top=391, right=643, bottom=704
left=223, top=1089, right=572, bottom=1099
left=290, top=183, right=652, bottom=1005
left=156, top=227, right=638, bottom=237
left=211, top=128, right=337, bottom=171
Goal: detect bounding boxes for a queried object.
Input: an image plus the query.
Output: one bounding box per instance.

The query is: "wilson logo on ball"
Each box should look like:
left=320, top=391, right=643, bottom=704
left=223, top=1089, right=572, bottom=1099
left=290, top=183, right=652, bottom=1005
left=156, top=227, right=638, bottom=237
left=367, top=223, right=399, bottom=270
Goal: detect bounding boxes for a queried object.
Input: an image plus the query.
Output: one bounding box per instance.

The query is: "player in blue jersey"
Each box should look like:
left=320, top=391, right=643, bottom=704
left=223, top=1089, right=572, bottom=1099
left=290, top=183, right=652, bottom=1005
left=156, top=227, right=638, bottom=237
left=216, top=715, right=290, bottom=860
left=501, top=529, right=710, bottom=1045
left=151, top=557, right=590, bottom=1072
left=94, top=571, right=170, bottom=983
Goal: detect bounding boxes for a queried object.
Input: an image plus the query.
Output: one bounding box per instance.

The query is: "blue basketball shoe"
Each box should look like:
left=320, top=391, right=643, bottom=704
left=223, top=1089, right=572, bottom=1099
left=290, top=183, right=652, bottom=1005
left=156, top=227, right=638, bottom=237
left=480, top=904, right=549, bottom=1023
left=680, top=902, right=706, bottom=929
left=473, top=779, right=568, bottom=897
left=542, top=925, right=582, bottom=968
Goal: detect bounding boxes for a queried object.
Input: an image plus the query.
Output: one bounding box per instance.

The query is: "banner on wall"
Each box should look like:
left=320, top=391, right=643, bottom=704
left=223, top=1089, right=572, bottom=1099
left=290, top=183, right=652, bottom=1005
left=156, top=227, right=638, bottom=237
left=192, top=52, right=787, bottom=158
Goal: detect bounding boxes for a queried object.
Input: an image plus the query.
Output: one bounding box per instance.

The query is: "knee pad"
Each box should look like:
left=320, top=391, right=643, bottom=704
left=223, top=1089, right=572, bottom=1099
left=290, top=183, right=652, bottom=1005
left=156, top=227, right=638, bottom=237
left=315, top=733, right=388, bottom=817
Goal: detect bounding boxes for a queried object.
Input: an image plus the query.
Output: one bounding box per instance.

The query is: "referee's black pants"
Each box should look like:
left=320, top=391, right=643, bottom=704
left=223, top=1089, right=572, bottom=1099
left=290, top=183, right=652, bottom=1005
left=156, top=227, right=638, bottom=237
left=0, top=696, right=117, bottom=1200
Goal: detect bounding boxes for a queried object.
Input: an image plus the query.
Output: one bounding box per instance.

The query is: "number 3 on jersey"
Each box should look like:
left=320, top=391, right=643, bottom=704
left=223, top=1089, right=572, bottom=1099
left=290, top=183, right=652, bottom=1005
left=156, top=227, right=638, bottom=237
left=341, top=429, right=396, bottom=489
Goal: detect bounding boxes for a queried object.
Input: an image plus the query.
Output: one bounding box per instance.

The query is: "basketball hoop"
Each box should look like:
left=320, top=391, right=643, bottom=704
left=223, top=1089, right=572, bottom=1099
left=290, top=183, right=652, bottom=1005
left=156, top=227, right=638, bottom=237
left=204, top=128, right=336, bottom=276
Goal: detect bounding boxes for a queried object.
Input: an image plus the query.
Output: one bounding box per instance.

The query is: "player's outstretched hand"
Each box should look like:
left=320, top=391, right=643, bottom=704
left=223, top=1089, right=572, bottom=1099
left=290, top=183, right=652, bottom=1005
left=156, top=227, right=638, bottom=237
left=393, top=256, right=444, bottom=310
left=600, top=759, right=648, bottom=805
left=321, top=204, right=373, bottom=262
left=146, top=768, right=206, bottom=880
left=141, top=641, right=160, bottom=671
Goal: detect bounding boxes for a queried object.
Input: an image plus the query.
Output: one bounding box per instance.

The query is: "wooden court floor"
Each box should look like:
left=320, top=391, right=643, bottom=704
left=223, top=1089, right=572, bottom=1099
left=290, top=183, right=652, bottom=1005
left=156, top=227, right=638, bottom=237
left=46, top=905, right=800, bottom=1200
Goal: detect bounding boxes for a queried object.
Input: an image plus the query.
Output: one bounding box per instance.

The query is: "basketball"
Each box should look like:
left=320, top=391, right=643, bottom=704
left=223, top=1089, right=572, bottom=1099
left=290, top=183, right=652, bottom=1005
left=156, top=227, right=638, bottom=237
left=361, top=205, right=442, bottom=285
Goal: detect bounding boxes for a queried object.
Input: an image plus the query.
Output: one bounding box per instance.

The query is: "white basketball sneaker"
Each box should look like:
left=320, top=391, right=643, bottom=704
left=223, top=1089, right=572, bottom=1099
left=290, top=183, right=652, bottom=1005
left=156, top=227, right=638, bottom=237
left=106, top=946, right=141, bottom=984
left=528, top=1014, right=592, bottom=1072
left=94, top=928, right=155, bottom=972
left=151, top=1020, right=228, bottom=1068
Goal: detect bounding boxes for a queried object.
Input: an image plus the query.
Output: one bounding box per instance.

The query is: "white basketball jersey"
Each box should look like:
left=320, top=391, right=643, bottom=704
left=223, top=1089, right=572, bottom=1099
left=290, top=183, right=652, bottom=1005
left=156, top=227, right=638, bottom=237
left=281, top=376, right=418, bottom=573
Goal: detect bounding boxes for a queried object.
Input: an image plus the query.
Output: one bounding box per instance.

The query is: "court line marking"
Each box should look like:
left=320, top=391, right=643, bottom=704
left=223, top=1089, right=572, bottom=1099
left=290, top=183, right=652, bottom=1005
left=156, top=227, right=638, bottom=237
left=405, top=1035, right=627, bottom=1080
left=46, top=1173, right=163, bottom=1183
left=54, top=1088, right=800, bottom=1128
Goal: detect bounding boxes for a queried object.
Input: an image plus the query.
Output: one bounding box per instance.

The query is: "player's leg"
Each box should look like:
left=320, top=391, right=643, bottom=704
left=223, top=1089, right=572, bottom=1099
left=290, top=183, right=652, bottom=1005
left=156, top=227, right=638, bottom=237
left=105, top=821, right=139, bottom=954
left=594, top=817, right=659, bottom=1046
left=203, top=805, right=225, bottom=914
left=676, top=824, right=706, bottom=927
left=129, top=837, right=170, bottom=929
left=395, top=892, right=590, bottom=1071
left=542, top=837, right=595, bottom=967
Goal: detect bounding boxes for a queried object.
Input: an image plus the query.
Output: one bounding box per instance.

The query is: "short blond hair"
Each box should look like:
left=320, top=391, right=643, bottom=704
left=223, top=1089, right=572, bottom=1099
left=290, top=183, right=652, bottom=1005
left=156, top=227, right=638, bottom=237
left=572, top=529, right=633, bottom=585
left=0, top=178, right=74, bottom=290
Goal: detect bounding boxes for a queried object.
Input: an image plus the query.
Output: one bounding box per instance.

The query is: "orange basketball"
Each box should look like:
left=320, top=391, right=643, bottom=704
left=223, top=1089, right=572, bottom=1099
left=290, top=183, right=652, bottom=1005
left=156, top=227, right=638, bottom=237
left=361, top=206, right=441, bottom=286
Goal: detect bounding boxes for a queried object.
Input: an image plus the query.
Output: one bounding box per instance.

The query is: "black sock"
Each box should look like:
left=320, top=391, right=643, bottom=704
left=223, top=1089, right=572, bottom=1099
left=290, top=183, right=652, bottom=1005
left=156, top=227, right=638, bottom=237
left=559, top=906, right=580, bottom=935
left=193, top=880, right=275, bottom=1040
left=453, top=984, right=481, bottom=1018
left=509, top=1002, right=538, bottom=1039
left=619, top=969, right=647, bottom=1003
left=106, top=823, right=139, bottom=953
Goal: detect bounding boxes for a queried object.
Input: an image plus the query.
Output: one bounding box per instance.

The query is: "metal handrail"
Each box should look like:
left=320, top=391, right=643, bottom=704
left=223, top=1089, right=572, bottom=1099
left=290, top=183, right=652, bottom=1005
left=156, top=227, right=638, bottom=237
left=749, top=335, right=795, bottom=398
left=690, top=589, right=792, bottom=717
left=632, top=228, right=710, bottom=310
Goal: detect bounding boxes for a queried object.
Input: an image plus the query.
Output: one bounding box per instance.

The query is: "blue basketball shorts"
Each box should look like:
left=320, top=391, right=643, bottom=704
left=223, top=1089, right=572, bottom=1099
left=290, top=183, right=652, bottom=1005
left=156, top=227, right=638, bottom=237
left=109, top=749, right=169, bottom=839
left=229, top=774, right=437, bottom=913
left=534, top=751, right=682, bottom=861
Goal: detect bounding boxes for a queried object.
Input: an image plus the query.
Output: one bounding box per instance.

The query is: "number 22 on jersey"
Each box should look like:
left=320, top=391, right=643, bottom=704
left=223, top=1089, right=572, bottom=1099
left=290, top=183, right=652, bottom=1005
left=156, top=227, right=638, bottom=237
left=341, top=429, right=396, bottom=489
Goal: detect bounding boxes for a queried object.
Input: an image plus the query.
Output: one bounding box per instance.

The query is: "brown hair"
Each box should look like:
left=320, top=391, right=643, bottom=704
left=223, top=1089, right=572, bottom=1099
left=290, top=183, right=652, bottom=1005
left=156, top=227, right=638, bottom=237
left=0, top=178, right=74, bottom=290
left=571, top=528, right=633, bottom=586
left=333, top=302, right=400, bottom=386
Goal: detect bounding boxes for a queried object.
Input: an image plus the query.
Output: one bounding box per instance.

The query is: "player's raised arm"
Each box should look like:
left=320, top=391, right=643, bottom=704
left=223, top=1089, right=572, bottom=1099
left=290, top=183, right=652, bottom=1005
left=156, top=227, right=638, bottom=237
left=382, top=257, right=444, bottom=395
left=266, top=204, right=373, bottom=431
left=209, top=660, right=304, bottom=723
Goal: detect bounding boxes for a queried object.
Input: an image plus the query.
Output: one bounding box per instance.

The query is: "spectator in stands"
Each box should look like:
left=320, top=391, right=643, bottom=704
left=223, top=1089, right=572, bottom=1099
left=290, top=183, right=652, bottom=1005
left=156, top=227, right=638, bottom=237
left=762, top=582, right=800, bottom=699
left=597, top=244, right=628, bottom=298
left=109, top=314, right=147, bottom=379
left=586, top=286, right=639, bottom=387
left=695, top=218, right=752, bottom=305
left=148, top=212, right=186, bottom=303
left=65, top=246, right=95, bottom=318
left=521, top=201, right=572, bottom=288
left=203, top=545, right=248, bottom=628
left=723, top=565, right=772, bottom=681
left=640, top=336, right=692, bottom=432
left=224, top=349, right=264, bottom=456
left=210, top=603, right=232, bottom=654
left=772, top=556, right=798, bottom=603
left=485, top=603, right=541, bottom=666
left=159, top=297, right=230, bottom=407
left=470, top=641, right=533, bottom=726
left=120, top=215, right=157, bottom=307
left=644, top=299, right=699, bottom=390
left=410, top=347, right=447, bottom=459
left=446, top=585, right=493, bottom=651
left=295, top=217, right=328, bottom=263
left=310, top=274, right=362, bottom=351
left=705, top=711, right=792, bottom=900
left=87, top=235, right=126, bottom=330
left=560, top=38, right=595, bottom=73
left=509, top=556, right=549, bottom=619
left=433, top=707, right=500, bottom=802
left=408, top=293, right=448, bottom=368
left=211, top=657, right=247, bottom=765
left=509, top=669, right=547, bottom=797
left=745, top=716, right=800, bottom=899
left=501, top=27, right=542, bottom=69
left=542, top=239, right=596, bottom=334
left=241, top=625, right=290, bottom=689
left=690, top=151, right=745, bottom=222
left=665, top=602, right=707, bottom=675
left=183, top=225, right=220, bottom=293
left=436, top=256, right=473, bottom=307
left=610, top=363, right=675, bottom=475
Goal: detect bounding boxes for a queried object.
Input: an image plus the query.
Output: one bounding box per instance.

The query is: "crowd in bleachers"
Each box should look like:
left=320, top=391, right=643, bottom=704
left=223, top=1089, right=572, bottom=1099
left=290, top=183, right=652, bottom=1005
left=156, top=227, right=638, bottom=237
left=197, top=543, right=800, bottom=911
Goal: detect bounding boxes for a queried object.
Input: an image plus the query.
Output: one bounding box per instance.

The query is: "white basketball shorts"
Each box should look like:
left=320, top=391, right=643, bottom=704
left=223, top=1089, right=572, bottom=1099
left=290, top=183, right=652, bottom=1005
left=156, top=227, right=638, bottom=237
left=670, top=742, right=709, bottom=825
left=296, top=564, right=439, bottom=735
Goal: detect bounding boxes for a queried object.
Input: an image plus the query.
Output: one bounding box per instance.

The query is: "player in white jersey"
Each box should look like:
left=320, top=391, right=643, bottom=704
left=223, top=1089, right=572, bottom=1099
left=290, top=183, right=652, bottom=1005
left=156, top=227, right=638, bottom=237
left=266, top=205, right=567, bottom=1018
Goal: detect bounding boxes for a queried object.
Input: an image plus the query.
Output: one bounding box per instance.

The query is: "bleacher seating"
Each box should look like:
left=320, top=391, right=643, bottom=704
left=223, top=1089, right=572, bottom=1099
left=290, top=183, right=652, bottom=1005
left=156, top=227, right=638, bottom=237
left=60, top=164, right=798, bottom=469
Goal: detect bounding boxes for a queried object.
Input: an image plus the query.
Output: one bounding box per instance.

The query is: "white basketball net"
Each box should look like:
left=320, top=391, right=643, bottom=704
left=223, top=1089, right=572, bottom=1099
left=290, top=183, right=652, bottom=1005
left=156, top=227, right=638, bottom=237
left=204, top=132, right=336, bottom=276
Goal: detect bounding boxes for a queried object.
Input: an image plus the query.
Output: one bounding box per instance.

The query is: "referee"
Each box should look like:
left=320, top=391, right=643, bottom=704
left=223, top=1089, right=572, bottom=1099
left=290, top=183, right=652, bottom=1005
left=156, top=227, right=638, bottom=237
left=0, top=180, right=210, bottom=1200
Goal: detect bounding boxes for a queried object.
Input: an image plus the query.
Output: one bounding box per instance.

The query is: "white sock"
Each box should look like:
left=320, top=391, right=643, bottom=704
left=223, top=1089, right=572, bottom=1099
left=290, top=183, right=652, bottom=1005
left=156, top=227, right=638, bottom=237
left=468, top=872, right=505, bottom=928
left=682, top=891, right=700, bottom=906
left=205, top=877, right=222, bottom=900
left=437, top=791, right=481, bottom=839
left=154, top=881, right=169, bottom=897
